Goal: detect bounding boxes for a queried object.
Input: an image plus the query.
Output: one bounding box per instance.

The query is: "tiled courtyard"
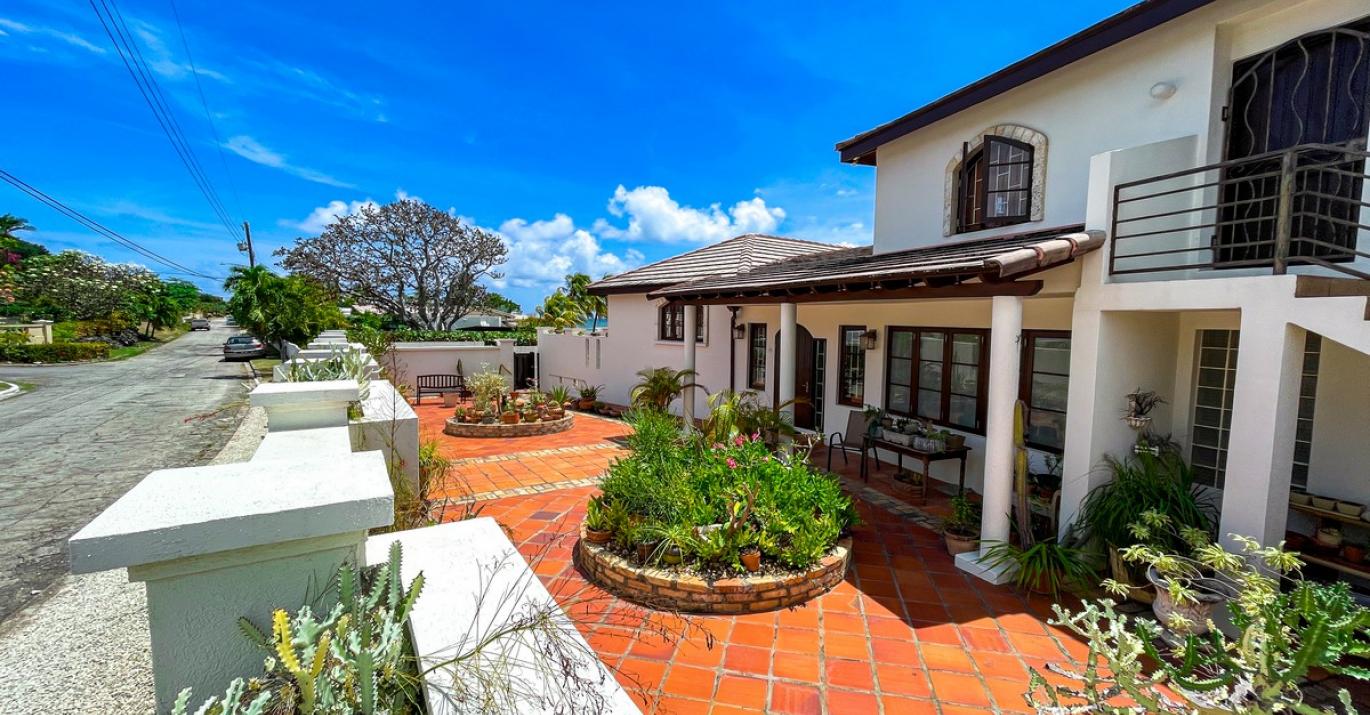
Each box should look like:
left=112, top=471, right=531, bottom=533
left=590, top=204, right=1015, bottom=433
left=418, top=404, right=1088, bottom=713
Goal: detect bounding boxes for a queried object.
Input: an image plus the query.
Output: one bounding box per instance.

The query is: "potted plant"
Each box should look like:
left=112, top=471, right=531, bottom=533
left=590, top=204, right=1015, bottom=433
left=634, top=528, right=660, bottom=565
left=1122, top=388, right=1164, bottom=429
left=548, top=384, right=573, bottom=410
left=862, top=405, right=885, bottom=438
left=500, top=410, right=519, bottom=425
left=453, top=406, right=467, bottom=423
left=979, top=537, right=1096, bottom=600
left=583, top=496, right=613, bottom=544
left=593, top=400, right=608, bottom=414
left=942, top=494, right=980, bottom=555
left=739, top=542, right=762, bottom=572
left=1118, top=509, right=1240, bottom=635
left=652, top=524, right=696, bottom=566
left=577, top=384, right=601, bottom=410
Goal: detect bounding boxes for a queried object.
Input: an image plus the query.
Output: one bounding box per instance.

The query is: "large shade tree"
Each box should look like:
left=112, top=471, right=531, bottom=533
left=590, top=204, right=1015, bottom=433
left=14, top=250, right=159, bottom=320
left=276, top=198, right=507, bottom=330
left=224, top=266, right=343, bottom=353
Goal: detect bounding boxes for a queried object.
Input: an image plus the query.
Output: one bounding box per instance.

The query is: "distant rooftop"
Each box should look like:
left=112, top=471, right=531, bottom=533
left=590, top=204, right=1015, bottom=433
left=587, top=233, right=843, bottom=295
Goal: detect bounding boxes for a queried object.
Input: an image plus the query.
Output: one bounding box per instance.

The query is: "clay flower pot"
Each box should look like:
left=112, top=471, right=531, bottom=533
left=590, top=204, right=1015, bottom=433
left=740, top=547, right=762, bottom=573
left=578, top=399, right=595, bottom=410
left=584, top=527, right=612, bottom=545
left=500, top=411, right=519, bottom=425
left=944, top=530, right=978, bottom=556
left=1342, top=544, right=1366, bottom=563
left=636, top=541, right=659, bottom=564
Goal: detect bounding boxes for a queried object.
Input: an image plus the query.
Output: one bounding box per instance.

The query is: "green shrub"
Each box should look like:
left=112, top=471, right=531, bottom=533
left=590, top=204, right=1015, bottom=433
left=595, top=409, right=858, bottom=572
left=352, top=327, right=537, bottom=346
left=0, top=341, right=109, bottom=363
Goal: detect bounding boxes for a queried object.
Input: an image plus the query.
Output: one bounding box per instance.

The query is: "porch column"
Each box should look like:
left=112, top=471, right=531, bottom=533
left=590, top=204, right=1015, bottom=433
left=957, top=295, right=1023, bottom=584
left=778, top=302, right=797, bottom=422
left=682, top=304, right=698, bottom=425
left=1218, top=315, right=1303, bottom=548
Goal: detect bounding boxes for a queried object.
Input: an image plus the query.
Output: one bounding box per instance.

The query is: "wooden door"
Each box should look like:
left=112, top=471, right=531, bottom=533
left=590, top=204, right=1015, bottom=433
left=774, top=325, right=816, bottom=430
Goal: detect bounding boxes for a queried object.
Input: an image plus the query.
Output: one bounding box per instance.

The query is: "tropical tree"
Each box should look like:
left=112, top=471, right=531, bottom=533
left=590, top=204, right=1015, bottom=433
left=224, top=266, right=343, bottom=354
left=276, top=198, right=507, bottom=330
left=529, top=289, right=585, bottom=330
left=0, top=214, right=34, bottom=241
left=126, top=284, right=186, bottom=338
left=564, top=272, right=605, bottom=329
left=630, top=367, right=705, bottom=412
left=480, top=293, right=521, bottom=315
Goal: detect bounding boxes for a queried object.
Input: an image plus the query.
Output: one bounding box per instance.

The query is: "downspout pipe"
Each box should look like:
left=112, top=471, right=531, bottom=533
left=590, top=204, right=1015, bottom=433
left=728, top=306, right=740, bottom=393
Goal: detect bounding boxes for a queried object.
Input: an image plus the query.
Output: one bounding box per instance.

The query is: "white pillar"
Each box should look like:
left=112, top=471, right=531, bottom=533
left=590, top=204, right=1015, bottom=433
left=957, top=295, right=1023, bottom=584
left=1218, top=315, right=1303, bottom=548
left=682, top=304, right=698, bottom=425
left=778, top=303, right=797, bottom=421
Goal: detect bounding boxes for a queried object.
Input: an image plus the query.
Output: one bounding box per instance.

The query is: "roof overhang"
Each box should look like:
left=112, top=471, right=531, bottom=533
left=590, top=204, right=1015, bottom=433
left=587, top=283, right=671, bottom=297
left=835, top=0, right=1218, bottom=165
left=648, top=229, right=1102, bottom=305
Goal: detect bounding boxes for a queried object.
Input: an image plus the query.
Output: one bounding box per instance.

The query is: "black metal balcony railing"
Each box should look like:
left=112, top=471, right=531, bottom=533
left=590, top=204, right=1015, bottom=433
left=1109, top=142, right=1370, bottom=280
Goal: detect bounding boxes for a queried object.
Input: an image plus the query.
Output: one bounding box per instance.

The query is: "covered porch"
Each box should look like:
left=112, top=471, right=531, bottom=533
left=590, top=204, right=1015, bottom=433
left=648, top=227, right=1104, bottom=584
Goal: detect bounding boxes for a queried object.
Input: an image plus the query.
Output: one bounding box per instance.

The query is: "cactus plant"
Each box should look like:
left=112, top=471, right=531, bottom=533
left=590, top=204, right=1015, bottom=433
left=1012, top=399, right=1035, bottom=548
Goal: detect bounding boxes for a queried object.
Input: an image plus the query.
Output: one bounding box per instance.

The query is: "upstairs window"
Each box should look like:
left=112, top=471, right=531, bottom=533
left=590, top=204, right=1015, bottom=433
left=957, top=135, right=1033, bottom=233
left=660, top=304, right=704, bottom=342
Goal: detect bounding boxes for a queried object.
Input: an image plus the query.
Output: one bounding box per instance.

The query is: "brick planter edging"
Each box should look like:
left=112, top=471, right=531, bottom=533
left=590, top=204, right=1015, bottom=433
left=443, top=413, right=574, bottom=438
left=577, top=526, right=852, bottom=613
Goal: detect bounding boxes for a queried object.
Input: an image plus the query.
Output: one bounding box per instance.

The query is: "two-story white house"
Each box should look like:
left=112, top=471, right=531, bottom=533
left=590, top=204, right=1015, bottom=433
left=538, top=0, right=1370, bottom=586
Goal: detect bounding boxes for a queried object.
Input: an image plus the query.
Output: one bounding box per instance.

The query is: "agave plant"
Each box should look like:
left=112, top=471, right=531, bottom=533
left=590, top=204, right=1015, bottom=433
left=285, top=345, right=373, bottom=401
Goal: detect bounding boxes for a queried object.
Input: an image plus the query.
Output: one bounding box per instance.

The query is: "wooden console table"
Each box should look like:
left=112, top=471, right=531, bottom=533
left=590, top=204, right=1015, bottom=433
left=860, top=436, right=970, bottom=503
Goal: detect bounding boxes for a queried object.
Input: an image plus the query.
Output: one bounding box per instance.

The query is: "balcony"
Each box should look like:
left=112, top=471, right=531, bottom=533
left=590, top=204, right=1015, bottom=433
left=1109, top=142, right=1370, bottom=281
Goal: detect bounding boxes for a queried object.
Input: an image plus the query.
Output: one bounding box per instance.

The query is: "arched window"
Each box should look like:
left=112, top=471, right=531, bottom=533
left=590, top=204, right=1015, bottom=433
left=956, top=135, right=1033, bottom=233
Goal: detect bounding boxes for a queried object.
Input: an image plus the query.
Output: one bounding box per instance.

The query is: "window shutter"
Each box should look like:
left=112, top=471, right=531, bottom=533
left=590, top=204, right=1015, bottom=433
left=983, top=135, right=1032, bottom=222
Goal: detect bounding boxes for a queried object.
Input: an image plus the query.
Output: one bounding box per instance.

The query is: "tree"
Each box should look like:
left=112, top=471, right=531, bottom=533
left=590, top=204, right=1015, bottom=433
left=0, top=214, right=35, bottom=241
left=564, top=272, right=605, bottom=329
left=480, top=293, right=521, bottom=315
left=528, top=289, right=584, bottom=330
left=14, top=250, right=158, bottom=320
left=276, top=198, right=507, bottom=330
left=224, top=266, right=344, bottom=354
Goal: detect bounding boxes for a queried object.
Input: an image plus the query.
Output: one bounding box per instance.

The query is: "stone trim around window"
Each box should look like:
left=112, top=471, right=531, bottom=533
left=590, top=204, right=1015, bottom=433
left=943, top=124, right=1048, bottom=236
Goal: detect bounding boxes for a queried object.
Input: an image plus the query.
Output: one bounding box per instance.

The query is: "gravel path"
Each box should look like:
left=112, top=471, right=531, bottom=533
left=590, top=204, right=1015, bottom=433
left=0, top=405, right=268, bottom=714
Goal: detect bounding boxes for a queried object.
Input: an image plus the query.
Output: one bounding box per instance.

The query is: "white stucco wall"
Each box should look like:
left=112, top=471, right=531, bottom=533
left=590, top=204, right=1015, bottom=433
left=869, top=0, right=1370, bottom=256
left=386, top=342, right=515, bottom=395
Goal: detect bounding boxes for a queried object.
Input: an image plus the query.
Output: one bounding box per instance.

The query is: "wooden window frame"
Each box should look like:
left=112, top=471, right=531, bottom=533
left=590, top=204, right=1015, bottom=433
left=1018, top=330, right=1071, bottom=453
left=956, top=135, right=1034, bottom=234
left=884, top=326, right=990, bottom=433
left=659, top=304, right=704, bottom=343
left=837, top=325, right=866, bottom=407
left=747, top=323, right=767, bottom=389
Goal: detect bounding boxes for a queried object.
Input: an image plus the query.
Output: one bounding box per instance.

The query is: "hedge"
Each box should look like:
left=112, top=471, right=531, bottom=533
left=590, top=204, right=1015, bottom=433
left=377, top=328, right=538, bottom=346
left=0, top=342, right=111, bottom=363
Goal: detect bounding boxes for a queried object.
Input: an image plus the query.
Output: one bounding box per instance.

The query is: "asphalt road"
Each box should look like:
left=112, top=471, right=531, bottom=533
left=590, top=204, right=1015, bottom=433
left=0, top=322, right=250, bottom=623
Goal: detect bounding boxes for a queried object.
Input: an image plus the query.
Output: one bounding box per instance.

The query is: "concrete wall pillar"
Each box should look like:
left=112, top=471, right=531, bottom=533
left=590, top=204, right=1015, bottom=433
left=1219, top=314, right=1304, bottom=547
left=778, top=303, right=797, bottom=421
left=958, top=295, right=1022, bottom=583
left=250, top=380, right=358, bottom=431
left=683, top=304, right=697, bottom=425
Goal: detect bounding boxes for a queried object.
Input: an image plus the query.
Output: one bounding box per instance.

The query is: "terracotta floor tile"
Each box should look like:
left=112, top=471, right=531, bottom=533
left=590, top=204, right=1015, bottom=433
left=960, top=626, right=1012, bottom=653
left=822, top=611, right=866, bottom=634
left=713, top=674, right=768, bottom=709
left=986, top=677, right=1036, bottom=713
left=822, top=632, right=870, bottom=660
left=871, top=637, right=921, bottom=667
left=777, top=605, right=820, bottom=629
left=774, top=627, right=818, bottom=654
left=825, top=657, right=875, bottom=691
left=663, top=664, right=719, bottom=701
left=772, top=651, right=821, bottom=683
left=730, top=622, right=776, bottom=648
left=914, top=621, right=964, bottom=646
left=929, top=671, right=993, bottom=707
left=656, top=696, right=711, bottom=715
left=874, top=664, right=932, bottom=698
left=617, top=656, right=669, bottom=691
left=919, top=643, right=978, bottom=673
left=879, top=695, right=940, bottom=714
left=770, top=682, right=823, bottom=715
left=1006, top=632, right=1067, bottom=660
left=723, top=645, right=772, bottom=676
left=972, top=651, right=1027, bottom=681
left=826, top=688, right=880, bottom=714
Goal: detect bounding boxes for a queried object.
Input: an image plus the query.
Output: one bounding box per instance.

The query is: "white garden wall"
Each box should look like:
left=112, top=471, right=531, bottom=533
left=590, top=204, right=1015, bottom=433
left=386, top=341, right=516, bottom=394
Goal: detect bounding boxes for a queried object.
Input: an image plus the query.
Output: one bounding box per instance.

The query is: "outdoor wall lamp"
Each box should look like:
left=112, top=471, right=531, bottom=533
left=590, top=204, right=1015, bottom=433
left=860, top=330, right=878, bottom=350
left=1149, top=81, right=1177, bottom=100
left=732, top=322, right=747, bottom=340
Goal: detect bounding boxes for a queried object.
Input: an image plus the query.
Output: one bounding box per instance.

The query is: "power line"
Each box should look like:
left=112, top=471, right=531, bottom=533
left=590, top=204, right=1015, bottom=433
left=0, top=168, right=225, bottom=281
left=88, top=0, right=243, bottom=244
left=167, top=0, right=244, bottom=223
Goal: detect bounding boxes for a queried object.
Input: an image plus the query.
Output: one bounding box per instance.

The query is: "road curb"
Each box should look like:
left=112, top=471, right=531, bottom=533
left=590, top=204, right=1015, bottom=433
left=0, top=381, right=19, bottom=400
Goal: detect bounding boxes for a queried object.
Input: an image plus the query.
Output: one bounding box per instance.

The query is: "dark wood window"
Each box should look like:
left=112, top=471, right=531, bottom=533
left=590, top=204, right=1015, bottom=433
left=747, top=323, right=767, bottom=388
left=1019, top=331, right=1071, bottom=452
left=1190, top=329, right=1239, bottom=489
left=957, top=135, right=1033, bottom=233
left=838, top=326, right=866, bottom=406
left=659, top=304, right=703, bottom=342
left=886, top=327, right=988, bottom=432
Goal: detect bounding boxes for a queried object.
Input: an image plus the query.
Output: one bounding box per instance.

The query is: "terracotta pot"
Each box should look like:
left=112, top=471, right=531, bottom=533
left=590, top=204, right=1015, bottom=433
left=563, top=400, right=575, bottom=410
left=500, top=412, right=518, bottom=425
left=944, top=434, right=966, bottom=450
left=578, top=399, right=595, bottom=410
left=1342, top=544, right=1366, bottom=563
left=636, top=541, right=658, bottom=564
left=944, top=531, right=978, bottom=556
left=584, top=527, right=612, bottom=545
left=740, top=548, right=762, bottom=572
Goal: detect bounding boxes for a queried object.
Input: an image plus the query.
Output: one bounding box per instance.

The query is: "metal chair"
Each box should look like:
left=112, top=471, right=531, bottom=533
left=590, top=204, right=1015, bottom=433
left=826, top=411, right=871, bottom=471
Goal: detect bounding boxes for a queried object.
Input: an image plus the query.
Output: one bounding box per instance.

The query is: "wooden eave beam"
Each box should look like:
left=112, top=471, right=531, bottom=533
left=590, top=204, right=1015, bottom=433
left=663, top=279, right=1042, bottom=306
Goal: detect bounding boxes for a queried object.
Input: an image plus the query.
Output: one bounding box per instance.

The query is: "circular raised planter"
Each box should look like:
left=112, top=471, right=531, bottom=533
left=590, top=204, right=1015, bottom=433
left=444, top=413, right=574, bottom=438
left=577, top=525, right=852, bottom=613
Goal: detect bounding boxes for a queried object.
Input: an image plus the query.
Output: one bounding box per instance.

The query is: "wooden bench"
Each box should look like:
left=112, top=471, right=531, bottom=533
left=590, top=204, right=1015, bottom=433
left=415, top=374, right=469, bottom=404
left=860, top=436, right=970, bottom=503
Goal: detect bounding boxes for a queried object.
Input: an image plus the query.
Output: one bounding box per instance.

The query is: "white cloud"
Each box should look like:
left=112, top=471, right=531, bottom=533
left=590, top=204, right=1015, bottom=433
left=496, top=214, right=643, bottom=290
left=224, top=135, right=356, bottom=189
left=593, top=185, right=785, bottom=244
left=129, top=20, right=229, bottom=83
left=280, top=190, right=418, bottom=234
left=0, top=17, right=105, bottom=54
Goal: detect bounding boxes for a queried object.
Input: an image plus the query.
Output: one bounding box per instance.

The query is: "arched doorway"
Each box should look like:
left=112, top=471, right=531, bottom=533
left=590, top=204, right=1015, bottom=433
left=773, top=325, right=824, bottom=431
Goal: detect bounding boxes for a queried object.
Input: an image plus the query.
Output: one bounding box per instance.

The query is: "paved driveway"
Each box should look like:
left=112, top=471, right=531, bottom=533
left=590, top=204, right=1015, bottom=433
left=0, top=322, right=250, bottom=623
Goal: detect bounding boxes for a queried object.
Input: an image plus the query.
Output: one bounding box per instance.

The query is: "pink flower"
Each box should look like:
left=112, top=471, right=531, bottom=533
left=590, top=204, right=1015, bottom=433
left=726, top=458, right=738, bottom=469
left=733, top=435, right=746, bottom=447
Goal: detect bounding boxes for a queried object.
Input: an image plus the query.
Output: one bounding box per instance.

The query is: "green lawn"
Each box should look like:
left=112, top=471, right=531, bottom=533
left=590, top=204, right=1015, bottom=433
left=250, top=357, right=282, bottom=382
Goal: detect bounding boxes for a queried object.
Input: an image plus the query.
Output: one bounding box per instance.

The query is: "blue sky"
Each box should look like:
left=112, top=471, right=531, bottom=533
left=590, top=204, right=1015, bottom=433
left=1, top=1, right=1131, bottom=311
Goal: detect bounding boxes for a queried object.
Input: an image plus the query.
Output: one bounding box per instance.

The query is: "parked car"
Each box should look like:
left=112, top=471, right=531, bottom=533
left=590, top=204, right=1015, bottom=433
left=189, top=319, right=211, bottom=331
left=222, top=335, right=266, bottom=360
left=225, top=316, right=237, bottom=327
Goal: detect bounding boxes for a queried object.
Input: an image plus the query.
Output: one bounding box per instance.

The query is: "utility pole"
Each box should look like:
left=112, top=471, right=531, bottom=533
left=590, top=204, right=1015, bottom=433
left=239, top=220, right=255, bottom=267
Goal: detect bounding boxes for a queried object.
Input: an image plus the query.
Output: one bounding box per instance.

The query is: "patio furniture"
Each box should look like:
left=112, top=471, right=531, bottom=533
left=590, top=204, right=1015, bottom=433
left=826, top=411, right=875, bottom=471
left=860, top=435, right=969, bottom=503
left=415, top=374, right=470, bottom=404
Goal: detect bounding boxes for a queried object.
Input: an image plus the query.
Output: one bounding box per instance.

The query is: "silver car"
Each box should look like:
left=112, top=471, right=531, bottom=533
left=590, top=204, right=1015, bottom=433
left=189, top=319, right=211, bottom=331
left=222, top=335, right=266, bottom=360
